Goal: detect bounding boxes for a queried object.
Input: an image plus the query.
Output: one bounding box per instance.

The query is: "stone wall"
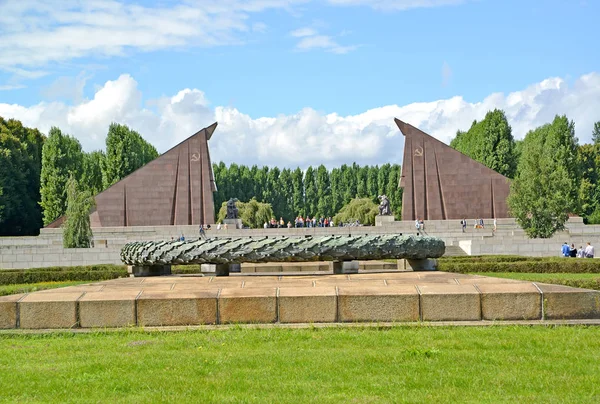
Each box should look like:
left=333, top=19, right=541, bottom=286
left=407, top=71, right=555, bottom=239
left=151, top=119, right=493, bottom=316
left=1, top=217, right=600, bottom=269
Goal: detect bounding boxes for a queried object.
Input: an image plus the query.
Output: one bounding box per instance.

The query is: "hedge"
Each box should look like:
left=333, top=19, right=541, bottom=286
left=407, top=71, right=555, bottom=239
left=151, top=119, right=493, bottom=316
left=172, top=265, right=203, bottom=274
left=0, top=265, right=128, bottom=285
left=438, top=259, right=600, bottom=274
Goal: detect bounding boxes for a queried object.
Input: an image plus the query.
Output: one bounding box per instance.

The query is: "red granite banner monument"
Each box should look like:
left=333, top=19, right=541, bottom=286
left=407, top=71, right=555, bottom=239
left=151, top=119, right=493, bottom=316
left=47, top=122, right=218, bottom=228
left=396, top=118, right=511, bottom=221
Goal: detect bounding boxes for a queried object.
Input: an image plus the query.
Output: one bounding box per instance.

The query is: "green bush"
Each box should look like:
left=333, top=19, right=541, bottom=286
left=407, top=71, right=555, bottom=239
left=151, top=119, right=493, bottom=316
left=438, top=259, right=600, bottom=274
left=172, top=265, right=203, bottom=274
left=0, top=265, right=128, bottom=285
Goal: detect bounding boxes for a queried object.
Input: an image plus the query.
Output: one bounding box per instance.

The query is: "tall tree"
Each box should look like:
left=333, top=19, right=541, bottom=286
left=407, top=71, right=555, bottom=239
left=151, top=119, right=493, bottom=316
left=508, top=115, right=580, bottom=238
left=304, top=166, right=318, bottom=216
left=101, top=123, right=158, bottom=188
left=450, top=110, right=517, bottom=178
left=341, top=164, right=357, bottom=204
left=377, top=163, right=391, bottom=197
left=577, top=144, right=599, bottom=217
left=81, top=150, right=104, bottom=196
left=592, top=121, right=600, bottom=145
left=291, top=167, right=305, bottom=216
left=356, top=165, right=368, bottom=198
left=366, top=165, right=379, bottom=202
left=40, top=127, right=84, bottom=226
left=279, top=168, right=294, bottom=221
left=62, top=176, right=94, bottom=248
left=266, top=167, right=284, bottom=218
left=0, top=117, right=45, bottom=235
left=386, top=164, right=403, bottom=219
left=330, top=168, right=343, bottom=215
left=316, top=164, right=331, bottom=217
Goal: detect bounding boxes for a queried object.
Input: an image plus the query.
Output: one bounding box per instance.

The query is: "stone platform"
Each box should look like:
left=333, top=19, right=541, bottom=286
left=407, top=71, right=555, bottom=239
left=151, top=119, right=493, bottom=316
left=1, top=272, right=599, bottom=329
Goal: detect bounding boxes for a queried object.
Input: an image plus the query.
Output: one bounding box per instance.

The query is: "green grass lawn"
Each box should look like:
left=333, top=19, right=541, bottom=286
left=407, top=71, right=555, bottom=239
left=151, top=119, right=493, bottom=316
left=1, top=326, right=599, bottom=403
left=475, top=272, right=600, bottom=280
left=0, top=281, right=92, bottom=296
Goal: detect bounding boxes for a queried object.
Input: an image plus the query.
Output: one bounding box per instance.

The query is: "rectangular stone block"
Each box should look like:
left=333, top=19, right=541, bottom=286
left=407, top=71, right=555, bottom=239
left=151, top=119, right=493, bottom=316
left=338, top=285, right=419, bottom=322
left=0, top=294, right=25, bottom=329
left=219, top=287, right=277, bottom=324
left=19, top=292, right=84, bottom=329
left=536, top=283, right=600, bottom=319
left=477, top=283, right=542, bottom=320
left=137, top=290, right=218, bottom=326
left=278, top=287, right=336, bottom=323
left=79, top=291, right=139, bottom=328
left=419, top=285, right=481, bottom=321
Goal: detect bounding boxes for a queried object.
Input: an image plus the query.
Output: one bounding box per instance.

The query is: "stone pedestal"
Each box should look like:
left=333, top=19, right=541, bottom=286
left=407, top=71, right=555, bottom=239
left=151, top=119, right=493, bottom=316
left=332, top=261, right=359, bottom=274
left=375, top=215, right=395, bottom=227
left=130, top=265, right=172, bottom=277
left=224, top=218, right=243, bottom=229
left=201, top=264, right=232, bottom=276
left=397, top=259, right=437, bottom=271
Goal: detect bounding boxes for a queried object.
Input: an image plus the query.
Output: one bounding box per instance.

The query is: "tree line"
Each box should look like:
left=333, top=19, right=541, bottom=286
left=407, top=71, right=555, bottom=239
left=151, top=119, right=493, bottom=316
left=213, top=162, right=402, bottom=223
left=450, top=109, right=600, bottom=237
left=0, top=117, right=158, bottom=235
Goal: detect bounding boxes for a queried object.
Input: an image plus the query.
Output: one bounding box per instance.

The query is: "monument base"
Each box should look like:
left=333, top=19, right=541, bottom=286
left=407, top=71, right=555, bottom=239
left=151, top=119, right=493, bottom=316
left=223, top=218, right=243, bottom=229
left=332, top=261, right=359, bottom=274
left=201, top=264, right=236, bottom=276
left=397, top=259, right=437, bottom=271
left=130, top=265, right=172, bottom=277
left=375, top=215, right=395, bottom=227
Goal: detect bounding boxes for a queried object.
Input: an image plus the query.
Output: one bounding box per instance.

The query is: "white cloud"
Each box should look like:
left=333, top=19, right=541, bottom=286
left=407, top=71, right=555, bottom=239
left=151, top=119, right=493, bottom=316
left=0, top=84, right=26, bottom=91
left=290, top=27, right=358, bottom=54
left=0, top=0, right=306, bottom=70
left=1, top=72, right=599, bottom=169
left=325, top=0, right=468, bottom=10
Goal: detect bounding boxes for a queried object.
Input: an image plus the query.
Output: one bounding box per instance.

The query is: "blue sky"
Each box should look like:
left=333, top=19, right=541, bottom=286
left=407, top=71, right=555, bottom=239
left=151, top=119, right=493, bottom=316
left=0, top=0, right=599, bottom=167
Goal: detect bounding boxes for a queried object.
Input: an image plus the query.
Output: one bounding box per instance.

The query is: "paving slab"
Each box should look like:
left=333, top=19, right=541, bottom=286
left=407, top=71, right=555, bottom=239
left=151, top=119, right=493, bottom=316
left=19, top=292, right=84, bottom=329
left=79, top=290, right=139, bottom=328
left=0, top=294, right=25, bottom=329
left=477, top=283, right=542, bottom=320
left=536, top=283, right=600, bottom=319
left=338, top=285, right=419, bottom=322
left=219, top=287, right=277, bottom=324
left=137, top=290, right=218, bottom=326
left=419, top=284, right=481, bottom=321
left=279, top=287, right=336, bottom=323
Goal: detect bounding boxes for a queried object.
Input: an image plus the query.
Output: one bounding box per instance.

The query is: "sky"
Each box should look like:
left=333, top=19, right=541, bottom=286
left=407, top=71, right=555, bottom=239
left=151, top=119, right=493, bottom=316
left=0, top=0, right=599, bottom=168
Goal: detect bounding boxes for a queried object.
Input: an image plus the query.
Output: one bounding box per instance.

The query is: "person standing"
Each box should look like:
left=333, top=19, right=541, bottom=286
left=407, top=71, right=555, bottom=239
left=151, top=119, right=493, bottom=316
left=561, top=242, right=570, bottom=257
left=584, top=242, right=595, bottom=258
left=569, top=244, right=577, bottom=258
left=461, top=218, right=466, bottom=233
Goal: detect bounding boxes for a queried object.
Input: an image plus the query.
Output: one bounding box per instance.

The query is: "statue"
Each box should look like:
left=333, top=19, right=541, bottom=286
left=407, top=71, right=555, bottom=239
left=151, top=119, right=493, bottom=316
left=378, top=195, right=392, bottom=216
left=226, top=198, right=239, bottom=219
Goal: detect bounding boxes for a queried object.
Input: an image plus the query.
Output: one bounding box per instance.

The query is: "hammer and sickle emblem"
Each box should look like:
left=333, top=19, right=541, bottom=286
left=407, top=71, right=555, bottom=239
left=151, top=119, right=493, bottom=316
left=414, top=146, right=423, bottom=157
left=190, top=152, right=200, bottom=162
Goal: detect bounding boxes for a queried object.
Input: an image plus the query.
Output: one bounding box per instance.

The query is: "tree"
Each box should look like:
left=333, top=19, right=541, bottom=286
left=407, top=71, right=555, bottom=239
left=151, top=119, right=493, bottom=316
left=341, top=164, right=357, bottom=204
left=62, top=176, right=94, bottom=248
left=291, top=167, right=304, bottom=216
left=216, top=198, right=274, bottom=228
left=330, top=168, right=343, bottom=215
left=577, top=144, right=599, bottom=217
left=377, top=163, right=390, bottom=196
left=81, top=151, right=104, bottom=196
left=279, top=168, right=294, bottom=221
left=450, top=110, right=517, bottom=178
left=265, top=167, right=284, bottom=218
left=40, top=127, right=84, bottom=226
left=304, top=166, right=317, bottom=216
left=316, top=164, right=331, bottom=217
left=366, top=165, right=379, bottom=202
left=101, top=123, right=158, bottom=188
left=592, top=121, right=600, bottom=145
left=0, top=117, right=45, bottom=235
left=333, top=197, right=379, bottom=226
left=356, top=165, right=368, bottom=197
left=386, top=164, right=402, bottom=220
left=508, top=115, right=580, bottom=238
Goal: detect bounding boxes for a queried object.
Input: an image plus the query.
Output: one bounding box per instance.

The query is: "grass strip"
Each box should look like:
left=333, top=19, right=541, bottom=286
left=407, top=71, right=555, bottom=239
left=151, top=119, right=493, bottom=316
left=0, top=326, right=598, bottom=402
left=0, top=281, right=93, bottom=296
left=475, top=272, right=600, bottom=290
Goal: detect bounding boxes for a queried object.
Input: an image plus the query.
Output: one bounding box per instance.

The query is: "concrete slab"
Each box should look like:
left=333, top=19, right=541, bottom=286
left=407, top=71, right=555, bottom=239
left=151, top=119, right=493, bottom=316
left=278, top=287, right=336, bottom=323
left=219, top=287, right=277, bottom=324
left=419, top=285, right=481, bottom=321
left=0, top=294, right=25, bottom=329
left=477, top=283, right=542, bottom=320
left=19, top=292, right=84, bottom=329
left=79, top=291, right=139, bottom=328
left=137, top=290, right=218, bottom=326
left=536, top=283, right=600, bottom=319
left=338, top=285, right=419, bottom=322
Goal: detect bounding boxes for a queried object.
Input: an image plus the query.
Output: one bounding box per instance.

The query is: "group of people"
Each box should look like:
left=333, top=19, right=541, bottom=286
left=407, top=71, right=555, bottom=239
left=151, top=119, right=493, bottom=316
left=293, top=216, right=335, bottom=228
left=460, top=218, right=498, bottom=232
left=561, top=242, right=595, bottom=258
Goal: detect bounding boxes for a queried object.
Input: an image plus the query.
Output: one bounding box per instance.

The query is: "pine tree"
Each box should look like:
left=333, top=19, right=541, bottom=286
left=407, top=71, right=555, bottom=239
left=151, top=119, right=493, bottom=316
left=330, top=168, right=343, bottom=215
left=316, top=164, right=331, bottom=217
left=304, top=166, right=318, bottom=216
left=291, top=167, right=305, bottom=216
